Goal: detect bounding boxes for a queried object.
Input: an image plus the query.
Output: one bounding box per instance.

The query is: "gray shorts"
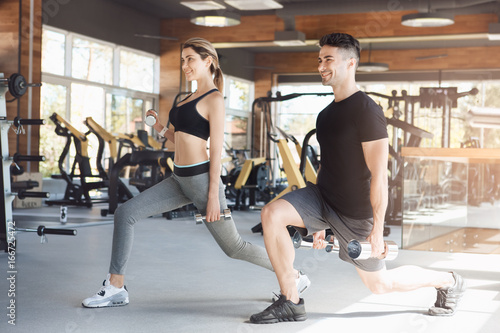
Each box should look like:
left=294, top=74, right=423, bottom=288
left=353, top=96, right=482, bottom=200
left=282, top=182, right=385, bottom=272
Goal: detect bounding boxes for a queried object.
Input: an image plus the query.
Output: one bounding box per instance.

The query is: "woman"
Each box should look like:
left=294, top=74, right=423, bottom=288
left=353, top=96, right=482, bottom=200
left=82, top=37, right=309, bottom=308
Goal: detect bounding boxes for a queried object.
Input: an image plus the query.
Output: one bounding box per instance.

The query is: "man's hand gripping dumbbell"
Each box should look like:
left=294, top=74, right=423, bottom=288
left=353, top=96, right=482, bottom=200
left=293, top=230, right=398, bottom=260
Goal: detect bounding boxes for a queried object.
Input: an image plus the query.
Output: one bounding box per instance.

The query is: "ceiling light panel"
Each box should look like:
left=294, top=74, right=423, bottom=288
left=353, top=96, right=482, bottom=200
left=224, top=0, right=283, bottom=10
left=181, top=1, right=226, bottom=11
left=357, top=62, right=389, bottom=72
left=401, top=13, right=454, bottom=28
left=191, top=11, right=240, bottom=27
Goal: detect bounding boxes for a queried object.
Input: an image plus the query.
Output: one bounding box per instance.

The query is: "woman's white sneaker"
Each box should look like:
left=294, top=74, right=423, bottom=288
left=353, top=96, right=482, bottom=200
left=82, top=274, right=129, bottom=308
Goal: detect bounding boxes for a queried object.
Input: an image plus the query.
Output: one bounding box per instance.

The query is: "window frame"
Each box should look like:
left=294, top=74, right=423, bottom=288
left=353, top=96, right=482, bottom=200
left=223, top=74, right=254, bottom=150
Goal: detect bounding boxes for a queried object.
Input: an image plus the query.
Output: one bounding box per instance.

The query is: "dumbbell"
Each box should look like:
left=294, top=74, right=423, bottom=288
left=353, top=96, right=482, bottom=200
left=145, top=109, right=157, bottom=126
left=194, top=209, right=231, bottom=224
left=347, top=239, right=398, bottom=261
left=292, top=231, right=398, bottom=261
left=292, top=231, right=340, bottom=252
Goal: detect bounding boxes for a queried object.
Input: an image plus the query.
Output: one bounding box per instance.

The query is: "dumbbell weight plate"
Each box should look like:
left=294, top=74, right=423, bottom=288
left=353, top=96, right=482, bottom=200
left=145, top=115, right=156, bottom=126
left=8, top=73, right=27, bottom=98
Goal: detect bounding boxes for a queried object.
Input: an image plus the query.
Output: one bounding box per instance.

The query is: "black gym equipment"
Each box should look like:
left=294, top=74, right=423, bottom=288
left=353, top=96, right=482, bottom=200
left=1, top=73, right=76, bottom=252
left=1, top=73, right=41, bottom=102
left=45, top=113, right=109, bottom=208
left=83, top=117, right=136, bottom=215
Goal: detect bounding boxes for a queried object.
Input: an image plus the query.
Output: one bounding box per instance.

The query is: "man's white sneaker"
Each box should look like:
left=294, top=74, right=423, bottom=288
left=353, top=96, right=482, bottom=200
left=82, top=274, right=129, bottom=308
left=272, top=270, right=311, bottom=302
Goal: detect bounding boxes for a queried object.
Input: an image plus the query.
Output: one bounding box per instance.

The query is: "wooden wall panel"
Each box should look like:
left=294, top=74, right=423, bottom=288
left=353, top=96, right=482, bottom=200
left=296, top=12, right=496, bottom=39
left=0, top=0, right=21, bottom=168
left=0, top=0, right=42, bottom=173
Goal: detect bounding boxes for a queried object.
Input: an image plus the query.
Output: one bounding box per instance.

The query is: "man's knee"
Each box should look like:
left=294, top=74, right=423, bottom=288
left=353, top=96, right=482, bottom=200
left=261, top=202, right=286, bottom=231
left=363, top=275, right=392, bottom=294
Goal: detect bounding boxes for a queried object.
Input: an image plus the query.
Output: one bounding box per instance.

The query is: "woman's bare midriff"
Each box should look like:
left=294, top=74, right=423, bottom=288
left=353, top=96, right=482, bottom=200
left=173, top=131, right=209, bottom=166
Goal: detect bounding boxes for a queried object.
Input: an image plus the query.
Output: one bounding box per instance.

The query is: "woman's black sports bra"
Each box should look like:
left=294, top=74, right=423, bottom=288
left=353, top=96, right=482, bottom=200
left=169, top=89, right=218, bottom=141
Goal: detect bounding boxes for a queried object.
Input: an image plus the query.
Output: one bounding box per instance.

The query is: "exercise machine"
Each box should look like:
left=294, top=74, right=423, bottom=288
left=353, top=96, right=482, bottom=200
left=249, top=92, right=324, bottom=233
left=83, top=117, right=135, bottom=214
left=251, top=92, right=323, bottom=201
left=1, top=73, right=76, bottom=252
left=46, top=113, right=109, bottom=208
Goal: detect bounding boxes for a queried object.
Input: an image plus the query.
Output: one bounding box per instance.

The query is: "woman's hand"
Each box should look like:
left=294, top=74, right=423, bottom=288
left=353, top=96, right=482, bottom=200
left=145, top=109, right=163, bottom=133
left=205, top=197, right=221, bottom=223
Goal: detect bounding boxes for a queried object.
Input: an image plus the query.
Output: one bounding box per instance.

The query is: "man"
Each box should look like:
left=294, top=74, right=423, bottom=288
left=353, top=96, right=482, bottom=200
left=249, top=32, right=466, bottom=324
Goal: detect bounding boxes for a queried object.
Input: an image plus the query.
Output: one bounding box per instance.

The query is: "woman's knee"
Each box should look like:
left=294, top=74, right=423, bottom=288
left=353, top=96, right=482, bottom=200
left=114, top=202, right=137, bottom=226
left=216, top=236, right=245, bottom=259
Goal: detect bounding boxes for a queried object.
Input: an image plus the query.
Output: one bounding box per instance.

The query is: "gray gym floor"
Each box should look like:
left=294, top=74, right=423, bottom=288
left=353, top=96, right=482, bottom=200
left=1, top=204, right=499, bottom=333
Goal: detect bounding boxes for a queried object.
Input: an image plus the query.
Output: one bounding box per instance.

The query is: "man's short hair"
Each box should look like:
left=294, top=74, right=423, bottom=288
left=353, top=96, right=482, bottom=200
left=319, top=33, right=360, bottom=65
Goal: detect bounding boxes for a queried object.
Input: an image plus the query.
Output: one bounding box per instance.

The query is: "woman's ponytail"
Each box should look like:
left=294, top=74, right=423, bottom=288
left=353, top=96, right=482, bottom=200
left=213, top=66, right=224, bottom=92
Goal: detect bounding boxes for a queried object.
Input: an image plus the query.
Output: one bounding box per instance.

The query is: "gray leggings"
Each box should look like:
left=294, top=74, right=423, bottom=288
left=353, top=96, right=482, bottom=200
left=109, top=171, right=273, bottom=274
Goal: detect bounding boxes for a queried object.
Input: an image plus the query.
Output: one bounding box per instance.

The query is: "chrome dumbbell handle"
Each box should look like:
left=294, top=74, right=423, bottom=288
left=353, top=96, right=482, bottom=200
left=194, top=209, right=231, bottom=224
left=324, top=235, right=340, bottom=253
left=347, top=240, right=398, bottom=260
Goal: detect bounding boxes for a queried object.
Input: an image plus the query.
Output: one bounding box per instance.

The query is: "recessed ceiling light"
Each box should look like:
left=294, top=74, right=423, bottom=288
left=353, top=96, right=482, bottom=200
left=401, top=13, right=454, bottom=27
left=224, top=0, right=283, bottom=10
left=357, top=62, right=389, bottom=72
left=191, top=11, right=240, bottom=27
left=488, top=23, right=500, bottom=40
left=181, top=1, right=226, bottom=11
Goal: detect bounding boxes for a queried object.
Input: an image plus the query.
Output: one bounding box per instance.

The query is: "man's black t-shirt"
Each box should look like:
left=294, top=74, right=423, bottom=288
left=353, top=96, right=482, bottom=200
left=316, top=91, right=388, bottom=219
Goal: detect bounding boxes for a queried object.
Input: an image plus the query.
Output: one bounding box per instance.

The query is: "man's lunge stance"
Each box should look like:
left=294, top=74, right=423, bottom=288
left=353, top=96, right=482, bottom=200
left=250, top=32, right=465, bottom=324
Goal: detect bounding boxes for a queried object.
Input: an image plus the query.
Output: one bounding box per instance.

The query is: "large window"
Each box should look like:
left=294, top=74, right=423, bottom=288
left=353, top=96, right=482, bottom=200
left=106, top=94, right=144, bottom=134
left=39, top=83, right=67, bottom=177
left=224, top=75, right=254, bottom=151
left=120, top=50, right=155, bottom=93
left=40, top=26, right=159, bottom=177
left=41, top=29, right=65, bottom=75
left=72, top=37, right=113, bottom=84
